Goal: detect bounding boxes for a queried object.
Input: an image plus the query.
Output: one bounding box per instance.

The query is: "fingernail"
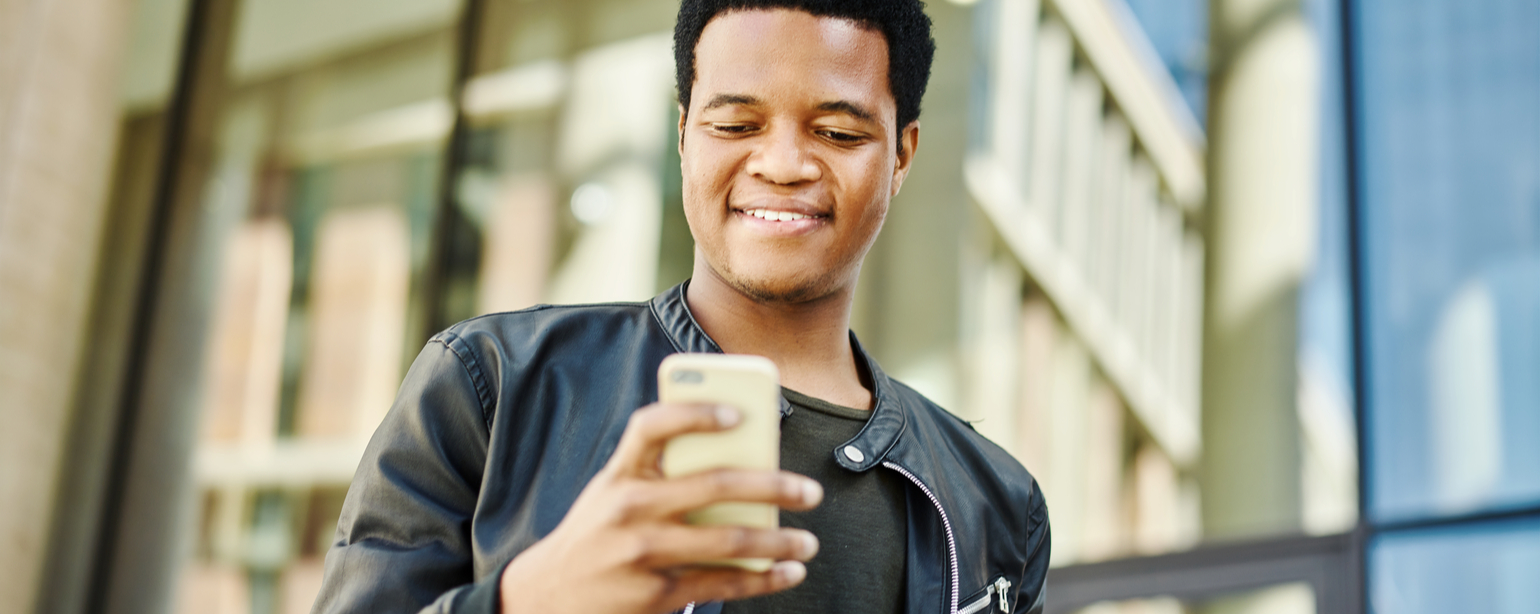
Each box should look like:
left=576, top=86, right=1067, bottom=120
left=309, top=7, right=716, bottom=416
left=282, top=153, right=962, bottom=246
left=797, top=531, right=820, bottom=559
left=715, top=405, right=739, bottom=427
left=774, top=561, right=807, bottom=585
left=801, top=479, right=823, bottom=506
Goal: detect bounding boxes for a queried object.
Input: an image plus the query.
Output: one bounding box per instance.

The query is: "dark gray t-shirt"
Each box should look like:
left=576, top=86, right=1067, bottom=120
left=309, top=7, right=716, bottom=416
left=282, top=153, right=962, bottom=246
left=721, top=388, right=907, bottom=614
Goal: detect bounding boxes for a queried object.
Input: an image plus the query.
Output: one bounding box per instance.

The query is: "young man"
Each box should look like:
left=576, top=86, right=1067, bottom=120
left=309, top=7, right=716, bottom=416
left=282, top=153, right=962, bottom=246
left=312, top=1, right=1050, bottom=613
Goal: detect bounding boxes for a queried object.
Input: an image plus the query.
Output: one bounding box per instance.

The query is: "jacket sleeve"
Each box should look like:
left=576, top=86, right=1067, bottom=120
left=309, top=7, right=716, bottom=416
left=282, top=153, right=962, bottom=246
left=311, top=333, right=501, bottom=614
left=1014, top=491, right=1052, bottom=614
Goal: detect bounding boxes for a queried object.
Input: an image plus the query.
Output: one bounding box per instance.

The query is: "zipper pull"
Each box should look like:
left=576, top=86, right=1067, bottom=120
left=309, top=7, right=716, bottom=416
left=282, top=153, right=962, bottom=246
left=994, top=577, right=1012, bottom=612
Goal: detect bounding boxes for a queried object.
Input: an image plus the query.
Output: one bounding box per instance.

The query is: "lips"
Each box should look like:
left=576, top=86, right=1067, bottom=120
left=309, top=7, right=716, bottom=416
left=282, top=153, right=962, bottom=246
left=741, top=208, right=820, bottom=222
left=731, top=198, right=829, bottom=220
left=730, top=200, right=829, bottom=237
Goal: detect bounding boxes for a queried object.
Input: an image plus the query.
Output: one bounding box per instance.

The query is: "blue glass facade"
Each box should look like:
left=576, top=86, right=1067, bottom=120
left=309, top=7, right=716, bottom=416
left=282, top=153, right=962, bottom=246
left=1371, top=516, right=1540, bottom=613
left=1355, top=0, right=1540, bottom=523
left=1355, top=0, right=1540, bottom=611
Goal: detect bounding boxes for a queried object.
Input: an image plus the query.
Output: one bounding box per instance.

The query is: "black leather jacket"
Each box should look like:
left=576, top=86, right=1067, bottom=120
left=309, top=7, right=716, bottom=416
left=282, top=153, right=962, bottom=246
left=312, top=283, right=1050, bottom=614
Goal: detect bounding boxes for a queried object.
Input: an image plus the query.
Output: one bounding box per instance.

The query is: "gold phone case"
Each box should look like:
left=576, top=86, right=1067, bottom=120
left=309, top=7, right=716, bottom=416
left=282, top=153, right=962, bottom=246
left=658, top=353, right=781, bottom=572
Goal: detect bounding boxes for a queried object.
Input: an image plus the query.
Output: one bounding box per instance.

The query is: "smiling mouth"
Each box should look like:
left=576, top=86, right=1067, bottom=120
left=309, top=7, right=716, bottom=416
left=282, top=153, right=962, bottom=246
left=737, top=208, right=828, bottom=222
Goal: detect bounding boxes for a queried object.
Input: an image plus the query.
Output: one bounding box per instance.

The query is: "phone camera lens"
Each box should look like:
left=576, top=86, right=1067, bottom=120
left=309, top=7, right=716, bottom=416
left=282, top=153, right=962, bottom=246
left=671, top=370, right=704, bottom=384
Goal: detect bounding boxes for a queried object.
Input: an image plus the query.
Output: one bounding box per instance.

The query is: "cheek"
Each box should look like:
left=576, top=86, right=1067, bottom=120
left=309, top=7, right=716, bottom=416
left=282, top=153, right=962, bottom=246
left=849, top=158, right=893, bottom=243
left=841, top=156, right=894, bottom=215
left=858, top=202, right=889, bottom=247
left=682, top=140, right=738, bottom=200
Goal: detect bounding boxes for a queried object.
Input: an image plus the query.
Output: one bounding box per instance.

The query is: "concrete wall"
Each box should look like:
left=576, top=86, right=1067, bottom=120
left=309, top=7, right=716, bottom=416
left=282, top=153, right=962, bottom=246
left=1201, top=0, right=1319, bottom=539
left=0, top=0, right=132, bottom=609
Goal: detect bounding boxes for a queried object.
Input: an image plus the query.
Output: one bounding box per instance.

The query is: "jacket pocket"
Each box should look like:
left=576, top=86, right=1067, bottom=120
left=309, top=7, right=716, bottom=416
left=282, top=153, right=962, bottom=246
left=958, top=576, right=1013, bottom=614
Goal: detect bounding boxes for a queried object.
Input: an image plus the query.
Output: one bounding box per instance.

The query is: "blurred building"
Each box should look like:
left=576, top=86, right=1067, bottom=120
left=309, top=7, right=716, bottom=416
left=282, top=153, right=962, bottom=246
left=1, top=0, right=1538, bottom=613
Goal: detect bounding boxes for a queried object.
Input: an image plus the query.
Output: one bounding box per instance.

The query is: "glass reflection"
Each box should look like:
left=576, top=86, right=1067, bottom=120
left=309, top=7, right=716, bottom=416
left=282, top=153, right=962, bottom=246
left=173, top=0, right=463, bottom=612
left=1357, top=0, right=1540, bottom=522
left=1372, top=516, right=1540, bottom=614
left=439, top=0, right=688, bottom=328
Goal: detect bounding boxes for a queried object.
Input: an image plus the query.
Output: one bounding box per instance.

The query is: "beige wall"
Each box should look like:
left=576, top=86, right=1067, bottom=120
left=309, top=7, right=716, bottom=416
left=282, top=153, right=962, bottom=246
left=0, top=0, right=133, bottom=609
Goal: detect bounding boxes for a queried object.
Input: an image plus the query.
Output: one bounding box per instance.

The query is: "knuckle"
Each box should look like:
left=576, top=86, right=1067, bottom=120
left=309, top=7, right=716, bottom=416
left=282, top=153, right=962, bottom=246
left=726, top=526, right=753, bottom=555
left=707, top=470, right=737, bottom=497
left=614, top=485, right=652, bottom=522
left=624, top=534, right=654, bottom=565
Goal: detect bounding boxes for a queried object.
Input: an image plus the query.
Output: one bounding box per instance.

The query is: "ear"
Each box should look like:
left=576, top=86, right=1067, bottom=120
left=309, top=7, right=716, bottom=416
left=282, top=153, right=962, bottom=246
left=677, top=104, right=688, bottom=156
left=891, top=120, right=921, bottom=197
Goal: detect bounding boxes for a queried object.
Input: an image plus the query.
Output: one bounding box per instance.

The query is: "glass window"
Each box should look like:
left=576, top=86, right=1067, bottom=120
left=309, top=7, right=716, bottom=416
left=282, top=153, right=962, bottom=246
left=160, top=1, right=465, bottom=612
left=1371, top=516, right=1540, bottom=614
left=439, top=0, right=688, bottom=328
left=1356, top=0, right=1540, bottom=523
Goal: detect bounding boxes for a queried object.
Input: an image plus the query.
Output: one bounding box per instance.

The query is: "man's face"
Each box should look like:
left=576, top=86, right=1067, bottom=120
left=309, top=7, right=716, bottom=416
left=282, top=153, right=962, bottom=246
left=680, top=9, right=919, bottom=304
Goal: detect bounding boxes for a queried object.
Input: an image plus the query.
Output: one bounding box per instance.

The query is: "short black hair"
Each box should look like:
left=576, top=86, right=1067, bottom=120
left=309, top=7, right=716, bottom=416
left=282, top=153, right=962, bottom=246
left=674, top=0, right=936, bottom=130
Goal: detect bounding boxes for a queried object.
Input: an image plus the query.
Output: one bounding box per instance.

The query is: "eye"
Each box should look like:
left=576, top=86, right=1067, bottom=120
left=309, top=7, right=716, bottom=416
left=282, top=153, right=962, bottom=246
left=818, top=129, right=868, bottom=145
left=709, top=123, right=758, bottom=136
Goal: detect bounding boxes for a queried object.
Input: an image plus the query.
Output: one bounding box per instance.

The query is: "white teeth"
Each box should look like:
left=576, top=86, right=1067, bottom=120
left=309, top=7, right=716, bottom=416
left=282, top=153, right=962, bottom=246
left=744, top=209, right=811, bottom=221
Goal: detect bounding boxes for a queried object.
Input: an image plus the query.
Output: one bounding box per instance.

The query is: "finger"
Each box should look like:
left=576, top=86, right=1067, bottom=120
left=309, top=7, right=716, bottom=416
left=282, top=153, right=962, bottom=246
left=639, top=469, right=822, bottom=518
left=632, top=525, right=819, bottom=568
left=656, top=562, right=807, bottom=610
left=609, top=403, right=739, bottom=476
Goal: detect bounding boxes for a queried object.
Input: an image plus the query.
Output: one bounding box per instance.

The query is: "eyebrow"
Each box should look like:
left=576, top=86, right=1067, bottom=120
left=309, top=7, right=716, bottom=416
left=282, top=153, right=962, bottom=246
left=816, top=100, right=876, bottom=123
left=699, top=94, right=878, bottom=123
left=702, top=94, right=761, bottom=110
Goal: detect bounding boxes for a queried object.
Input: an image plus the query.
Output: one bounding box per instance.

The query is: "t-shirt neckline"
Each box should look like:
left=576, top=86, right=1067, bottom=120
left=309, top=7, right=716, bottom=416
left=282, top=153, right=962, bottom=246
left=780, top=387, right=871, bottom=421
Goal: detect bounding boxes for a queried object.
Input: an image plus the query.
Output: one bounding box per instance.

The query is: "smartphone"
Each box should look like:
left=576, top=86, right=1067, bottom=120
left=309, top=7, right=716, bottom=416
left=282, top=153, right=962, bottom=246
left=657, top=353, right=781, bottom=571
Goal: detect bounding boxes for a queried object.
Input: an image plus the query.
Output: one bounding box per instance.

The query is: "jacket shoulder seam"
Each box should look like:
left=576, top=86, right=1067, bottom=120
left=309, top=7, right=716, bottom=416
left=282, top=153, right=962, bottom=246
left=647, top=299, right=688, bottom=353
left=452, top=301, right=650, bottom=326
left=431, top=332, right=495, bottom=432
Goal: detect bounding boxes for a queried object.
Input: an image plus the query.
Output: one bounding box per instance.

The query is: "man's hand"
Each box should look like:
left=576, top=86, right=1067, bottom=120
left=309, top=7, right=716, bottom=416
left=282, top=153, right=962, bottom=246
left=499, top=402, right=823, bottom=613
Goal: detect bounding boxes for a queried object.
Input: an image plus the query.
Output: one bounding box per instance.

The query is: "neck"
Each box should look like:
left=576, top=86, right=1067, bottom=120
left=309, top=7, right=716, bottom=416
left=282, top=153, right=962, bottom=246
left=685, top=260, right=873, bottom=410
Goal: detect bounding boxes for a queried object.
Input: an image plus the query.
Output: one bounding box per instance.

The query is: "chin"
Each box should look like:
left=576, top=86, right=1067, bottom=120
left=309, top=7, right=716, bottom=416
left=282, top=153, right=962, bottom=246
left=722, top=266, right=846, bottom=304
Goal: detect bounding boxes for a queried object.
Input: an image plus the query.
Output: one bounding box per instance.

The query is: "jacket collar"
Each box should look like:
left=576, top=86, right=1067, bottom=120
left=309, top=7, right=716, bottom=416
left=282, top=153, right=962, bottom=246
left=649, top=281, right=908, bottom=472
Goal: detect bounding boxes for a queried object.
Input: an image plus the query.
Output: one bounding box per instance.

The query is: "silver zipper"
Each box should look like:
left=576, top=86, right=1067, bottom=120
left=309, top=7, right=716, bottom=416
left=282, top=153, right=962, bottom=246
left=958, top=586, right=994, bottom=614
left=958, top=576, right=1012, bottom=614
left=882, top=461, right=960, bottom=614
left=681, top=603, right=695, bottom=614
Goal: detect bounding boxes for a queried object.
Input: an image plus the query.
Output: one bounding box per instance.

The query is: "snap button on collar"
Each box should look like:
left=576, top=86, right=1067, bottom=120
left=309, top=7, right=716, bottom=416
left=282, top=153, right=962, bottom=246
left=843, top=445, right=865, bottom=463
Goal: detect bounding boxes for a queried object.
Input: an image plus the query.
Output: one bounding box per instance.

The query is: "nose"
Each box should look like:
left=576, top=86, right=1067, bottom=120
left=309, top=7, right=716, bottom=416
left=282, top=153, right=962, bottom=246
left=745, top=124, right=821, bottom=185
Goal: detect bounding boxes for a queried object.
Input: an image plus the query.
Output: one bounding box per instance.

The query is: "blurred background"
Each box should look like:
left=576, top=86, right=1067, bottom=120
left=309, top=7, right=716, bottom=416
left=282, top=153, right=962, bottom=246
left=0, top=0, right=1536, bottom=612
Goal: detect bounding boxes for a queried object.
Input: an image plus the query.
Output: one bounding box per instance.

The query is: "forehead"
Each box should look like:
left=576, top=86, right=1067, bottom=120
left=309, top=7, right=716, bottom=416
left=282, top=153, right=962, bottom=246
left=692, top=9, right=893, bottom=115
